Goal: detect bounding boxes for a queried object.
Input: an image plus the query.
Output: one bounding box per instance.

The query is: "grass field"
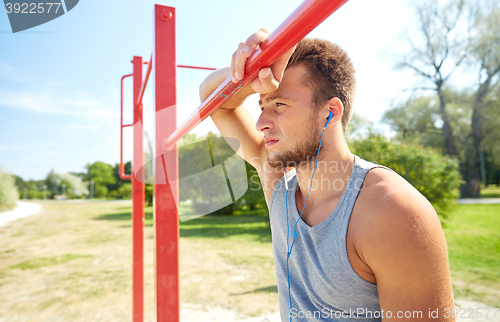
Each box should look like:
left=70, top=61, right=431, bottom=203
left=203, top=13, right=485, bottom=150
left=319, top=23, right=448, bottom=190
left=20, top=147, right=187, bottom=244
left=481, top=185, right=500, bottom=198
left=443, top=204, right=500, bottom=307
left=0, top=201, right=498, bottom=321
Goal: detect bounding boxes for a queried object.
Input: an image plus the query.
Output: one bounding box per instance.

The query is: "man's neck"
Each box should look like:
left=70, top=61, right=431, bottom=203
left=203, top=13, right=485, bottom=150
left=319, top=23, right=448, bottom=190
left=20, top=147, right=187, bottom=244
left=294, top=139, right=354, bottom=207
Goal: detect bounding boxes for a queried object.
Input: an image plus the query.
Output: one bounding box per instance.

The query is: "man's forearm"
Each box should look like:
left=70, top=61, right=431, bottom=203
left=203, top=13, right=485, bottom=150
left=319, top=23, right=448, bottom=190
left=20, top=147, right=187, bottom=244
left=199, top=67, right=256, bottom=112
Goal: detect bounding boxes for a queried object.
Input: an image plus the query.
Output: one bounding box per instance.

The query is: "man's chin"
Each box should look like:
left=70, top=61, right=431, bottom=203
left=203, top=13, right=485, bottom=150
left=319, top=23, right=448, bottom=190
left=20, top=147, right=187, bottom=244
left=267, top=155, right=296, bottom=169
left=267, top=153, right=286, bottom=169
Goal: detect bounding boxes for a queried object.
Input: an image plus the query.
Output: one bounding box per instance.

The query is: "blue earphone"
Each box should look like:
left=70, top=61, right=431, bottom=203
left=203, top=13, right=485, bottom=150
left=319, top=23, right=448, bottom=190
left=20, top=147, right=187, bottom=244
left=284, top=110, right=333, bottom=321
left=325, top=110, right=333, bottom=128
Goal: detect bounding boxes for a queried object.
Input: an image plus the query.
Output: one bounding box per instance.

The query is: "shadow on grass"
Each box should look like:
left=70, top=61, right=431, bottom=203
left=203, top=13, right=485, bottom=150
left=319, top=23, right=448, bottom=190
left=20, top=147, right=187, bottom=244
left=93, top=212, right=154, bottom=227
left=94, top=210, right=272, bottom=242
left=178, top=214, right=272, bottom=242
left=230, top=285, right=278, bottom=296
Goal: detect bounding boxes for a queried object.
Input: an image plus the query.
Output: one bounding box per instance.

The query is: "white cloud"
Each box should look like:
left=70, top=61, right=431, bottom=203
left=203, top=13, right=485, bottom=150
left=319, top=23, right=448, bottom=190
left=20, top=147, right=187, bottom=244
left=0, top=87, right=119, bottom=123
left=0, top=60, right=37, bottom=83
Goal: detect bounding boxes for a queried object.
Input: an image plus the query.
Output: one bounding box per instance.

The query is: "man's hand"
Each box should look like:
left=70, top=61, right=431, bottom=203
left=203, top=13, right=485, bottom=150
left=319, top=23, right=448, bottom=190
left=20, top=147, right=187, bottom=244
left=231, top=28, right=296, bottom=94
left=199, top=28, right=297, bottom=107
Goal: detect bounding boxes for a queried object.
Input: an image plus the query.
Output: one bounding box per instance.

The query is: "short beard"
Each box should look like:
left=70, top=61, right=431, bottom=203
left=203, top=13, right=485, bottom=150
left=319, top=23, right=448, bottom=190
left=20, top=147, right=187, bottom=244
left=268, top=111, right=325, bottom=171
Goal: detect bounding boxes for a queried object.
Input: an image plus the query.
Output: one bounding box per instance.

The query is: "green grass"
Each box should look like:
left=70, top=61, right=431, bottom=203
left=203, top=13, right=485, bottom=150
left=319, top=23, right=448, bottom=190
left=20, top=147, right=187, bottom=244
left=141, top=205, right=272, bottom=242
left=481, top=185, right=500, bottom=198
left=443, top=204, right=500, bottom=306
left=102, top=203, right=500, bottom=286
left=1, top=201, right=498, bottom=320
left=9, top=254, right=91, bottom=270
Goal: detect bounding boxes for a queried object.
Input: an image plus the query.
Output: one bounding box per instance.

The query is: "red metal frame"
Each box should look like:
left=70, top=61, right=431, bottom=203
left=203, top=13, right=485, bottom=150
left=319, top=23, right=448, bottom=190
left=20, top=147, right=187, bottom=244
left=121, top=1, right=349, bottom=321
left=162, top=0, right=348, bottom=149
left=136, top=54, right=153, bottom=108
left=120, top=57, right=146, bottom=322
left=178, top=64, right=217, bottom=71
left=154, top=5, right=179, bottom=321
left=120, top=74, right=133, bottom=181
left=132, top=56, right=145, bottom=322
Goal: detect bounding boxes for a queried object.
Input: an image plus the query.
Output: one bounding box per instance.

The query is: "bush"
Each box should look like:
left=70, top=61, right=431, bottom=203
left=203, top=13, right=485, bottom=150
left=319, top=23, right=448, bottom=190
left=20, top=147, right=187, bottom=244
left=93, top=184, right=108, bottom=198
left=0, top=169, right=19, bottom=211
left=350, top=135, right=462, bottom=219
left=117, top=183, right=132, bottom=199
left=145, top=184, right=153, bottom=206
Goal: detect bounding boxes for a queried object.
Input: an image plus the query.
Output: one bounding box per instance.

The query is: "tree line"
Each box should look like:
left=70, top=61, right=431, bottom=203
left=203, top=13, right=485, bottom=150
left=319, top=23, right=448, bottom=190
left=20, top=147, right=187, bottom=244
left=387, top=0, right=500, bottom=197
left=6, top=161, right=133, bottom=201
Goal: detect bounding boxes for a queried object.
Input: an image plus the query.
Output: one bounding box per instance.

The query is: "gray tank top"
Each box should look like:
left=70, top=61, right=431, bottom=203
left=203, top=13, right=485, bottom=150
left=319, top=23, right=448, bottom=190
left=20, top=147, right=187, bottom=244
left=269, top=155, right=390, bottom=321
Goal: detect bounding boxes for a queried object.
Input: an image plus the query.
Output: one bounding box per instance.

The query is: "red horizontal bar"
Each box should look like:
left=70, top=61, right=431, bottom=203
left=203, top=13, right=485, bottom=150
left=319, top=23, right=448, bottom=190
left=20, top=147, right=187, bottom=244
left=136, top=54, right=153, bottom=108
left=177, top=65, right=217, bottom=71
left=162, top=0, right=348, bottom=150
left=122, top=123, right=133, bottom=128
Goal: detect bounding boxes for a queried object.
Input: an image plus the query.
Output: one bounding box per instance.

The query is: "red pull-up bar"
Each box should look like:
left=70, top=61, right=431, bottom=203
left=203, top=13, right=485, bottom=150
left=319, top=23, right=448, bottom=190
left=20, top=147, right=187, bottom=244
left=162, top=0, right=349, bottom=149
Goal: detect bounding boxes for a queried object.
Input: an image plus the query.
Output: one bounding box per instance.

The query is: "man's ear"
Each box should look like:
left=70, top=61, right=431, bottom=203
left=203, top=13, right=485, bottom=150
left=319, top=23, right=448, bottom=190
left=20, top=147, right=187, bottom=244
left=326, top=97, right=343, bottom=126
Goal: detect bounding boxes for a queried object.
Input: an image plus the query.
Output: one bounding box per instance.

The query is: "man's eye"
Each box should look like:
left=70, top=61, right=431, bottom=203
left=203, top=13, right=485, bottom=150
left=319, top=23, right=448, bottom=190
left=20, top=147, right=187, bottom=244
left=276, top=102, right=285, bottom=106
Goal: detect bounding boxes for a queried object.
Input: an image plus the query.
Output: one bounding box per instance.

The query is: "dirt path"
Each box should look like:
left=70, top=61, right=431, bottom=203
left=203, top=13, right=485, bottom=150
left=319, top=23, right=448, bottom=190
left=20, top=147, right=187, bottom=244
left=0, top=201, right=41, bottom=227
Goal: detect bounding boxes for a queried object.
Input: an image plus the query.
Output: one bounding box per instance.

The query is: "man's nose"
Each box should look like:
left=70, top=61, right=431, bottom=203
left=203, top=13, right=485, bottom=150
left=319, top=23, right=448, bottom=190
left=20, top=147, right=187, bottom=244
left=255, top=111, right=273, bottom=133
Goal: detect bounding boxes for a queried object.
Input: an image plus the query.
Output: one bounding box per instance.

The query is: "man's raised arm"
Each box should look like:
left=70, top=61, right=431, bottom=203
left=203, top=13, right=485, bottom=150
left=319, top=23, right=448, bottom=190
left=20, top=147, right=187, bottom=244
left=199, top=66, right=265, bottom=170
left=199, top=28, right=296, bottom=172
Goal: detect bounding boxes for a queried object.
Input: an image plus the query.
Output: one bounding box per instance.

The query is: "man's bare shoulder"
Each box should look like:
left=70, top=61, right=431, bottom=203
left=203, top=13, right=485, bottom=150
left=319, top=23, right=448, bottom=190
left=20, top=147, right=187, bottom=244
left=357, top=167, right=437, bottom=222
left=351, top=168, right=454, bottom=315
left=352, top=166, right=446, bottom=265
left=352, top=166, right=444, bottom=252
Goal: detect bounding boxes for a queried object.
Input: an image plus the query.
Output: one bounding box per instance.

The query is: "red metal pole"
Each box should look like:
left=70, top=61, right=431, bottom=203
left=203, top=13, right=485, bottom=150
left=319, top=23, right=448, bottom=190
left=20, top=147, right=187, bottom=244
left=154, top=5, right=179, bottom=322
left=132, top=56, right=145, bottom=322
left=136, top=54, right=153, bottom=109
left=120, top=74, right=133, bottom=181
left=177, top=64, right=217, bottom=71
left=162, top=0, right=348, bottom=149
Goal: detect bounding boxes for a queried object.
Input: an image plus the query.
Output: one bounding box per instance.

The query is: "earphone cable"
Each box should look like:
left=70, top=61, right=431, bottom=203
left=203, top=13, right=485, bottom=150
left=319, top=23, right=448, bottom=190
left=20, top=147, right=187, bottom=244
left=286, top=123, right=327, bottom=321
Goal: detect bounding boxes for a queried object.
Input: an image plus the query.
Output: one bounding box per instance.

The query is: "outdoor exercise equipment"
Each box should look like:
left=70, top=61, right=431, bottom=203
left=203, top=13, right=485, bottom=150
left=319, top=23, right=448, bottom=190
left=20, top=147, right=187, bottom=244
left=119, top=0, right=348, bottom=320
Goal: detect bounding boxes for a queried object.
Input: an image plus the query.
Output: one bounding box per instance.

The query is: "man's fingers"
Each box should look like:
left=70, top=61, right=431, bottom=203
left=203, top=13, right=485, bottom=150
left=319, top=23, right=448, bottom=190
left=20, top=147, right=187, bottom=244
left=234, top=29, right=270, bottom=82
left=256, top=67, right=279, bottom=93
left=234, top=42, right=246, bottom=81
left=230, top=51, right=237, bottom=83
left=270, top=44, right=297, bottom=83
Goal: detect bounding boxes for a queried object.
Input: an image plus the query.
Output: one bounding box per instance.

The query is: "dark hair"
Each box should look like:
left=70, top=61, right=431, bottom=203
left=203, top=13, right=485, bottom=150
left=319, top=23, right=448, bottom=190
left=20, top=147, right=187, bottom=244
left=286, top=38, right=356, bottom=133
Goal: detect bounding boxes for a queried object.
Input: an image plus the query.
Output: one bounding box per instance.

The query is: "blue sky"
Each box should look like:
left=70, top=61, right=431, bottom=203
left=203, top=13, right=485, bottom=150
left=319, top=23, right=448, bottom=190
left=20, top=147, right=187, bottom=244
left=0, top=0, right=414, bottom=181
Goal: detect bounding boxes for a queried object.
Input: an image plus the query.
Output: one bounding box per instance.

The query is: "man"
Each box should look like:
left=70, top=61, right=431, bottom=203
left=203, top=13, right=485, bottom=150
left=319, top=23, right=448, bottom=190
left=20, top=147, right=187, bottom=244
left=199, top=29, right=455, bottom=321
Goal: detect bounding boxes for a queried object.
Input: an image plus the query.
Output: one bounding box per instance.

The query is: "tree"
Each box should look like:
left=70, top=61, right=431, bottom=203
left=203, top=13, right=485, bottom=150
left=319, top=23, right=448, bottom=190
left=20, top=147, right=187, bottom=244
left=460, top=0, right=500, bottom=196
left=383, top=88, right=500, bottom=191
left=482, top=86, right=500, bottom=185
left=397, top=0, right=469, bottom=159
left=394, top=0, right=500, bottom=197
left=0, top=169, right=19, bottom=211
left=84, top=162, right=116, bottom=198
left=345, top=112, right=376, bottom=143
left=45, top=171, right=88, bottom=198
left=177, top=132, right=266, bottom=216
left=111, top=161, right=131, bottom=192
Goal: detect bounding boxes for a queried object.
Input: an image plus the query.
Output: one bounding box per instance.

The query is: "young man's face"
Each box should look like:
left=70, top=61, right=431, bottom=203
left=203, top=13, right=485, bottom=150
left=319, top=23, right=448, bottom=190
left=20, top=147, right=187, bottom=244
left=256, top=64, right=324, bottom=169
